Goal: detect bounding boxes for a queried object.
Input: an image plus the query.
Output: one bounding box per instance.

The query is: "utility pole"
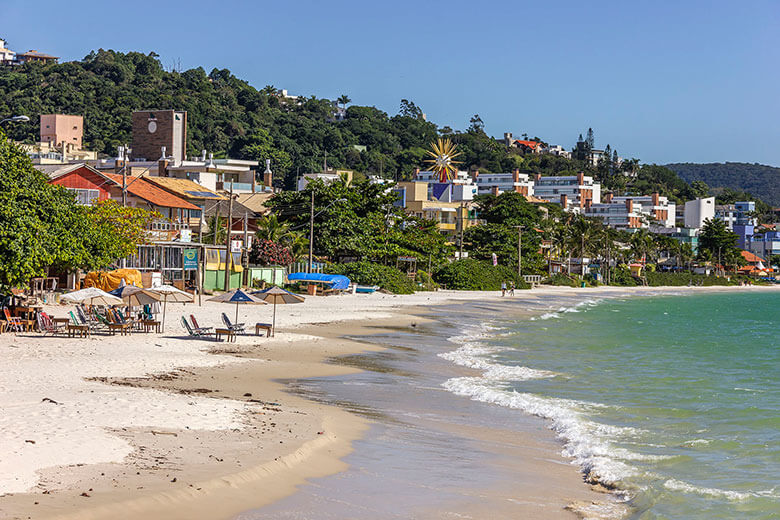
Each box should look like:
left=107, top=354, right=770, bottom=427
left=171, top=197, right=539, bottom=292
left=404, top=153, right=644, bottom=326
left=223, top=182, right=234, bottom=291
left=516, top=225, right=524, bottom=277
left=458, top=203, right=465, bottom=260
left=308, top=190, right=315, bottom=273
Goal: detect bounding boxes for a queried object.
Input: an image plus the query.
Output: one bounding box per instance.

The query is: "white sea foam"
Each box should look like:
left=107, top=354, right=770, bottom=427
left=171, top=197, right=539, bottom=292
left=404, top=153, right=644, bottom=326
left=663, top=479, right=750, bottom=501
left=443, top=377, right=642, bottom=485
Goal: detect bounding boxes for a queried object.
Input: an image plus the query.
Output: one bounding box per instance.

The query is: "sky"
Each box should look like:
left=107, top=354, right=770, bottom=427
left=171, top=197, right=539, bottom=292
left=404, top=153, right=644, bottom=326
left=3, top=0, right=779, bottom=166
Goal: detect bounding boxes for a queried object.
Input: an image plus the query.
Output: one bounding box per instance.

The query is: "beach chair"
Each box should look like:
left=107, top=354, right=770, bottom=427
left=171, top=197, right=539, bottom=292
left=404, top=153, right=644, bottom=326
left=221, top=313, right=246, bottom=334
left=190, top=315, right=213, bottom=333
left=107, top=309, right=132, bottom=335
left=37, top=312, right=66, bottom=335
left=181, top=316, right=214, bottom=338
left=3, top=307, right=24, bottom=333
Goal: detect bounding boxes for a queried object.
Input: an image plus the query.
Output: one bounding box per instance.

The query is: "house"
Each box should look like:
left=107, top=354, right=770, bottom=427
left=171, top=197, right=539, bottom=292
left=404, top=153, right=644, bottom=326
left=412, top=169, right=477, bottom=202
left=738, top=250, right=773, bottom=276
left=43, top=163, right=201, bottom=238
left=546, top=145, right=572, bottom=159
left=15, top=50, right=58, bottom=64
left=297, top=170, right=354, bottom=190
left=532, top=172, right=601, bottom=211
left=513, top=139, right=545, bottom=154
left=0, top=39, right=16, bottom=65
left=715, top=201, right=756, bottom=248
left=748, top=231, right=780, bottom=262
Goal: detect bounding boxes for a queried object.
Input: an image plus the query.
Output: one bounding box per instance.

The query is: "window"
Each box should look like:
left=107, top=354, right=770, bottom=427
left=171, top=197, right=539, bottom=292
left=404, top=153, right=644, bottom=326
left=66, top=188, right=99, bottom=205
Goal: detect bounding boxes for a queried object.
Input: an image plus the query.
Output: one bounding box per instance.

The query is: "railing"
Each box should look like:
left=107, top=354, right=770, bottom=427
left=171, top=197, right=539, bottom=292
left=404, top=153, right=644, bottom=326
left=216, top=181, right=254, bottom=192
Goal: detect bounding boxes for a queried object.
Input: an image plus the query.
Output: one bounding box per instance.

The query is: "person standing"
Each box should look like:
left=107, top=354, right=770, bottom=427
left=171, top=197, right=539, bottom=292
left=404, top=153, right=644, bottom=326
left=509, top=281, right=515, bottom=296
left=501, top=281, right=507, bottom=297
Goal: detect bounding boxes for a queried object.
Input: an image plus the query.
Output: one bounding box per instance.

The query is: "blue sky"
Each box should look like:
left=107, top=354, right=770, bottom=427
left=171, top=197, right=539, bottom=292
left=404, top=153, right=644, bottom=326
left=3, top=0, right=779, bottom=166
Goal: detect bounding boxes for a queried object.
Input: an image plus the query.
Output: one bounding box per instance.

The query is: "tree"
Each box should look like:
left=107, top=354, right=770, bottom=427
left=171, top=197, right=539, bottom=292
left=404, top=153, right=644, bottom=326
left=337, top=94, right=351, bottom=110
left=698, top=218, right=739, bottom=263
left=690, top=180, right=710, bottom=198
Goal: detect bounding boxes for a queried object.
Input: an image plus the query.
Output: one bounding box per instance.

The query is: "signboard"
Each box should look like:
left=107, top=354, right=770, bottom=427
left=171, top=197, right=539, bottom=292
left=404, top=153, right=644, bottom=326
left=231, top=240, right=243, bottom=253
left=179, top=229, right=192, bottom=243
left=183, top=248, right=199, bottom=270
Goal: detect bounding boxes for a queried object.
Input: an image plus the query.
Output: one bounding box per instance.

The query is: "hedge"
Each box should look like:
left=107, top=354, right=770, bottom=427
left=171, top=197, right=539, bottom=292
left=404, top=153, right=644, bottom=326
left=434, top=258, right=529, bottom=291
left=326, top=261, right=417, bottom=294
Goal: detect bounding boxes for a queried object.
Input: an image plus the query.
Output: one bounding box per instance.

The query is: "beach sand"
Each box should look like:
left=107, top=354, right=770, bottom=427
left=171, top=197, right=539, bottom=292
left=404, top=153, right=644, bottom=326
left=1, top=285, right=773, bottom=519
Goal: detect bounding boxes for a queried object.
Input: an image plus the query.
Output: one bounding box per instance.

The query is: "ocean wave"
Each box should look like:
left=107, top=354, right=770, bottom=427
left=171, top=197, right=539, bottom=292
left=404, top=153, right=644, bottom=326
left=663, top=479, right=750, bottom=501
left=442, top=377, right=644, bottom=485
left=532, top=298, right=605, bottom=320
left=439, top=342, right=556, bottom=381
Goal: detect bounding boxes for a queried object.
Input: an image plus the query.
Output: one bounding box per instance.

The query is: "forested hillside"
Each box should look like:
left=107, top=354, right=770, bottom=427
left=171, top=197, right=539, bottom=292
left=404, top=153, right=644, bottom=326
left=0, top=49, right=742, bottom=205
left=666, top=162, right=780, bottom=207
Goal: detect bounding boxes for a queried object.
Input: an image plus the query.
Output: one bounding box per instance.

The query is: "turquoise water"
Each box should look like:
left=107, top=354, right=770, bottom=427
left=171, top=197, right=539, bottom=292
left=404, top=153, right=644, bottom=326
left=442, top=291, right=780, bottom=519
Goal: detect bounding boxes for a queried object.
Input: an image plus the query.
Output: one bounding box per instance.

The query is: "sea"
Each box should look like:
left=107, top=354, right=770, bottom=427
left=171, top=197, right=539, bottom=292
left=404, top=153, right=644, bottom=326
left=244, top=290, right=779, bottom=519
left=444, top=291, right=780, bottom=518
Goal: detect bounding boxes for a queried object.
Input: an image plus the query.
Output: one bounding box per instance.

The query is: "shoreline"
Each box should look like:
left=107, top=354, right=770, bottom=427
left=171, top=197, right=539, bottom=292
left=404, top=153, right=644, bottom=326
left=1, top=285, right=777, bottom=519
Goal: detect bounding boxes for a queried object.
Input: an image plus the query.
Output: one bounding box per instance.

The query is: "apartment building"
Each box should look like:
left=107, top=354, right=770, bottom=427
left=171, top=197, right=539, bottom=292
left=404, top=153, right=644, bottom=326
left=532, top=172, right=601, bottom=211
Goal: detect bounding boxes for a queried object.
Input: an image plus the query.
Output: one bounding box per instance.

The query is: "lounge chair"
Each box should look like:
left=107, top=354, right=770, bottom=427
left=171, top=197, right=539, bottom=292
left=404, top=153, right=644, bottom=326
left=190, top=315, right=213, bottom=333
left=37, top=312, right=66, bottom=335
left=3, top=308, right=24, bottom=333
left=221, top=313, right=246, bottom=334
left=182, top=316, right=215, bottom=338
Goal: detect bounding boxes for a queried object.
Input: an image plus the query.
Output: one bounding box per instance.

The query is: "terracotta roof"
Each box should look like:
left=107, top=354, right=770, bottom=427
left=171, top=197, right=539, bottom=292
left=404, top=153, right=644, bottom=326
left=514, top=140, right=541, bottom=149
left=18, top=50, right=58, bottom=59
left=100, top=173, right=199, bottom=210
left=523, top=195, right=550, bottom=204
left=235, top=192, right=273, bottom=214
left=740, top=250, right=764, bottom=264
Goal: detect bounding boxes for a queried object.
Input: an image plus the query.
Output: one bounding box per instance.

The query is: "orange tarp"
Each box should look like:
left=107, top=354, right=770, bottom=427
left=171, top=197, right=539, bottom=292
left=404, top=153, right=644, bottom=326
left=83, top=269, right=143, bottom=291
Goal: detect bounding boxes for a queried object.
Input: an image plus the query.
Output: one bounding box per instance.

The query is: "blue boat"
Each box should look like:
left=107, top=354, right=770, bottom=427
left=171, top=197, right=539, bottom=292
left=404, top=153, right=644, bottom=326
left=287, top=272, right=351, bottom=290
left=355, top=285, right=379, bottom=294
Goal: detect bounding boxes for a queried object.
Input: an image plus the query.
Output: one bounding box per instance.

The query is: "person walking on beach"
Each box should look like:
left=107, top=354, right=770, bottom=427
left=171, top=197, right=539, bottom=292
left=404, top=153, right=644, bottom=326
left=501, top=281, right=507, bottom=297
left=509, top=281, right=515, bottom=296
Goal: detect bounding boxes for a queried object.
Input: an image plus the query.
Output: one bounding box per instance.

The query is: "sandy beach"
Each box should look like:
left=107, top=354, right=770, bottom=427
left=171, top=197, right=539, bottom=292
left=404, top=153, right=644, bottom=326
left=1, top=285, right=775, bottom=520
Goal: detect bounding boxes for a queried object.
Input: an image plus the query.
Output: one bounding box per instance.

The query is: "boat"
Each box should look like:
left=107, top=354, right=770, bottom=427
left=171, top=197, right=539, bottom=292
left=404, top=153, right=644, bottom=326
left=355, top=285, right=379, bottom=294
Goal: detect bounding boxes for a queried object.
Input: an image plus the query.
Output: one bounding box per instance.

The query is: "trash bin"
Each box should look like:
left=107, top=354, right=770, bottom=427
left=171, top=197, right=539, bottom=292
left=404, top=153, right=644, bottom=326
left=580, top=281, right=586, bottom=288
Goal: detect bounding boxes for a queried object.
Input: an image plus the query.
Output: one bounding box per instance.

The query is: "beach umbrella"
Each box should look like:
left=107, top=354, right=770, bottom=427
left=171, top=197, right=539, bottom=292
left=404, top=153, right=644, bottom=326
left=208, top=289, right=267, bottom=323
left=149, top=285, right=194, bottom=329
left=61, top=287, right=123, bottom=307
left=251, top=286, right=304, bottom=337
left=110, top=285, right=161, bottom=307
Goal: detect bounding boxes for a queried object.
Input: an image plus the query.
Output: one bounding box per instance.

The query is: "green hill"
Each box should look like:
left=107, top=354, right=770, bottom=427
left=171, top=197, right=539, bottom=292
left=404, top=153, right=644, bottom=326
left=666, top=162, right=780, bottom=207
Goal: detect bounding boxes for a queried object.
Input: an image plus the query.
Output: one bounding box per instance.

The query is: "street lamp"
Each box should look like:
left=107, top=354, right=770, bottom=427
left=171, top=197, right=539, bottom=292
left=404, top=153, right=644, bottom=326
left=0, top=115, right=30, bottom=125
left=308, top=196, right=347, bottom=273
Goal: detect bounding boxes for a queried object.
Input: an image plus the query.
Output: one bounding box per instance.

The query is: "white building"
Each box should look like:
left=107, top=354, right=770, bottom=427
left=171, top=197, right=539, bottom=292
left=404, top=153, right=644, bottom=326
left=476, top=169, right=535, bottom=197
left=412, top=169, right=476, bottom=202
left=532, top=173, right=601, bottom=211
left=684, top=197, right=715, bottom=229
left=585, top=193, right=675, bottom=230
left=546, top=145, right=571, bottom=159
left=297, top=170, right=355, bottom=191
left=0, top=39, right=16, bottom=65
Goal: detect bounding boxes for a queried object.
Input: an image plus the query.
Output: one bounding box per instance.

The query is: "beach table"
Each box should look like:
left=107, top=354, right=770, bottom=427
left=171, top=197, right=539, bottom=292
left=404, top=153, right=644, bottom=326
left=141, top=320, right=161, bottom=333
left=215, top=328, right=236, bottom=343
left=255, top=323, right=272, bottom=337
left=67, top=323, right=89, bottom=338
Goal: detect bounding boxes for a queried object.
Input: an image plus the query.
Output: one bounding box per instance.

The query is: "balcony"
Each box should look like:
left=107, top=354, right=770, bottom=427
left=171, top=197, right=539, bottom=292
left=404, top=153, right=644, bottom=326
left=216, top=181, right=254, bottom=193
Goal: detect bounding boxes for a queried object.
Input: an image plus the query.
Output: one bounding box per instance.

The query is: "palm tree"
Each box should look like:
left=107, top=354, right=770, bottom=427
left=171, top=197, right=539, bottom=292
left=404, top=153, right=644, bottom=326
left=566, top=215, right=599, bottom=276
left=255, top=214, right=291, bottom=242
left=628, top=228, right=655, bottom=264
left=337, top=94, right=351, bottom=110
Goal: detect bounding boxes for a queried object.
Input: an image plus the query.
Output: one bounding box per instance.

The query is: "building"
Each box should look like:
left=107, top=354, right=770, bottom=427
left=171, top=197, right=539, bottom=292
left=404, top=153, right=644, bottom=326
left=40, top=114, right=84, bottom=149
left=584, top=198, right=645, bottom=230
left=748, top=231, right=780, bottom=262
left=684, top=197, right=715, bottom=229
left=0, top=39, right=16, bottom=65
left=131, top=110, right=187, bottom=164
left=297, top=170, right=354, bottom=190
left=608, top=193, right=676, bottom=228
left=716, top=201, right=756, bottom=248
left=546, top=145, right=572, bottom=159
left=476, top=169, right=535, bottom=197
left=532, top=173, right=601, bottom=211
left=393, top=181, right=478, bottom=238
left=162, top=155, right=260, bottom=194
left=15, top=50, right=58, bottom=64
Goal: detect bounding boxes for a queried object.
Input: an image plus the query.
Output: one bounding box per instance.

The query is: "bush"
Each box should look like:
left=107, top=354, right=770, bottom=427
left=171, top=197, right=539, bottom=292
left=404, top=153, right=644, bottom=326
left=434, top=259, right=529, bottom=291
left=544, top=273, right=580, bottom=287
left=609, top=267, right=639, bottom=286
left=326, top=261, right=417, bottom=294
left=415, top=270, right=438, bottom=291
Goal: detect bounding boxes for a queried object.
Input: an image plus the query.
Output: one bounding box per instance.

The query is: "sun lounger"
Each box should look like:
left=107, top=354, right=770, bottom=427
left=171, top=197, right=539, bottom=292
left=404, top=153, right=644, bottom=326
left=255, top=322, right=272, bottom=337
left=221, top=313, right=246, bottom=334
left=37, top=312, right=66, bottom=335
left=3, top=308, right=24, bottom=333
left=190, top=315, right=213, bottom=333
left=182, top=316, right=215, bottom=338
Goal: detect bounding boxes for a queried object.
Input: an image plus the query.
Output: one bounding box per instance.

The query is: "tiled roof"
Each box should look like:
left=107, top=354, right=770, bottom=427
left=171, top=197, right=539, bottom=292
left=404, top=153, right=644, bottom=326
left=514, top=140, right=541, bottom=149
left=235, top=192, right=273, bottom=214
left=18, top=50, right=58, bottom=59
left=144, top=177, right=225, bottom=201
left=100, top=172, right=199, bottom=210
left=741, top=250, right=764, bottom=264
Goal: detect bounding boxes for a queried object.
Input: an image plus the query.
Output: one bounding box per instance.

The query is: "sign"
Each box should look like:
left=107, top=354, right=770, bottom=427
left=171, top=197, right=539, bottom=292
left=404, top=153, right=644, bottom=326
left=179, top=229, right=192, bottom=243
left=231, top=240, right=243, bottom=253
left=492, top=253, right=498, bottom=266
left=183, top=248, right=199, bottom=270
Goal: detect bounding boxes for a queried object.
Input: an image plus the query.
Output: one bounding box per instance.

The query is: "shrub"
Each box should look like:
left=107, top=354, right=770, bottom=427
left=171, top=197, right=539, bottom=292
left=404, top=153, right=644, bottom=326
left=414, top=270, right=438, bottom=291
left=326, top=261, right=416, bottom=294
left=249, top=239, right=293, bottom=266
left=434, top=259, right=529, bottom=291
left=544, top=273, right=580, bottom=287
